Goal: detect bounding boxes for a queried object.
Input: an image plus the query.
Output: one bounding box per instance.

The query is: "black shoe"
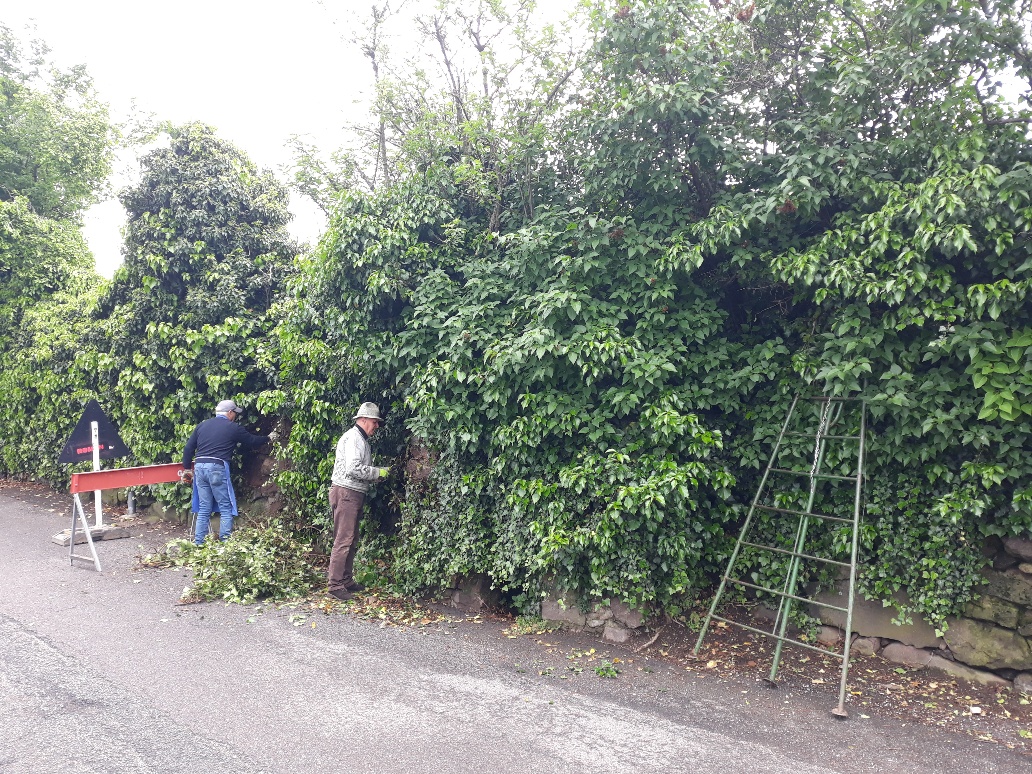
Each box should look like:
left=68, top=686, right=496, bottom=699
left=329, top=588, right=354, bottom=601
left=345, top=581, right=366, bottom=593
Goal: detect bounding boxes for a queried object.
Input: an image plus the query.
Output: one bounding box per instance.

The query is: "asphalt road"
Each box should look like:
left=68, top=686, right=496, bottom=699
left=0, top=486, right=1026, bottom=773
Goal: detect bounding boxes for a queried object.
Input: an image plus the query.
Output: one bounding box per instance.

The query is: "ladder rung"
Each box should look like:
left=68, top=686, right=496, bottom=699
left=740, top=541, right=852, bottom=568
left=770, top=468, right=858, bottom=482
left=724, top=577, right=849, bottom=612
left=707, top=615, right=846, bottom=661
left=70, top=553, right=96, bottom=562
left=754, top=504, right=852, bottom=524
left=784, top=431, right=860, bottom=441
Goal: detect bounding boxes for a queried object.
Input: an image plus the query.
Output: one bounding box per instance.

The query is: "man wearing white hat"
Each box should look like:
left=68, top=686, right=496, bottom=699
left=327, top=402, right=389, bottom=600
left=182, top=399, right=270, bottom=545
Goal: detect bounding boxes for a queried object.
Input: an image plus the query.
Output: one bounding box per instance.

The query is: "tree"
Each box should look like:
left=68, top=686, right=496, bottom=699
left=277, top=0, right=1032, bottom=628
left=0, top=282, right=101, bottom=482
left=94, top=123, right=297, bottom=469
left=596, top=0, right=1032, bottom=626
left=0, top=24, right=111, bottom=345
left=0, top=197, right=95, bottom=347
left=0, top=25, right=112, bottom=482
left=270, top=0, right=586, bottom=543
left=0, top=23, right=114, bottom=220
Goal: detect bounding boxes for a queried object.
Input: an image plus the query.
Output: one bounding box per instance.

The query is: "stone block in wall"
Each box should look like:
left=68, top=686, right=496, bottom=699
left=446, top=574, right=501, bottom=612
left=1017, top=608, right=1032, bottom=638
left=943, top=617, right=1032, bottom=670
left=1015, top=672, right=1032, bottom=695
left=234, top=501, right=262, bottom=522
left=882, top=642, right=934, bottom=668
left=404, top=441, right=434, bottom=484
left=602, top=622, right=632, bottom=644
left=585, top=605, right=613, bottom=630
left=817, top=625, right=844, bottom=647
left=880, top=641, right=1009, bottom=685
left=964, top=595, right=1021, bottom=629
left=750, top=605, right=778, bottom=623
left=541, top=595, right=586, bottom=627
left=981, top=535, right=1004, bottom=558
left=99, top=489, right=127, bottom=507
left=142, top=501, right=186, bottom=525
left=850, top=636, right=881, bottom=657
left=609, top=599, right=645, bottom=629
left=809, top=588, right=942, bottom=649
left=979, top=569, right=1032, bottom=608
left=1003, top=537, right=1032, bottom=562
left=541, top=592, right=648, bottom=631
left=249, top=456, right=280, bottom=497
left=924, top=654, right=1009, bottom=686
left=993, top=553, right=1019, bottom=572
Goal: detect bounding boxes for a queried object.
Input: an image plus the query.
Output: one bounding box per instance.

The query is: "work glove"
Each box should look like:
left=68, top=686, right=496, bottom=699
left=379, top=467, right=390, bottom=478
left=181, top=469, right=194, bottom=485
left=268, top=429, right=280, bottom=443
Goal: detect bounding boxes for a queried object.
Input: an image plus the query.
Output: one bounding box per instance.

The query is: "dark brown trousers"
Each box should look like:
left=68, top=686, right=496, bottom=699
left=328, top=485, right=365, bottom=592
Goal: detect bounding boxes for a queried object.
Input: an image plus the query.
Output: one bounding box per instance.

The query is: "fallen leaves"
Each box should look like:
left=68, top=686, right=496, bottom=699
left=503, top=616, right=560, bottom=638
left=675, top=603, right=1032, bottom=750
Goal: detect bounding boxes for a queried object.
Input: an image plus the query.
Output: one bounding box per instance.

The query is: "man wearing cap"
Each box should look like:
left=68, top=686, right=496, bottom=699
left=182, top=399, right=271, bottom=545
left=327, top=402, right=389, bottom=600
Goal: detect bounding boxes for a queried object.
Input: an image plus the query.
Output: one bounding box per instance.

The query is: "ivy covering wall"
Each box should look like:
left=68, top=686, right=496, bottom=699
left=270, top=0, right=1032, bottom=626
left=1, top=2, right=1031, bottom=629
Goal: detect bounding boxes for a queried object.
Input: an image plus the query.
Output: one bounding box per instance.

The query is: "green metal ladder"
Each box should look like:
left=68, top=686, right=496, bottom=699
left=693, top=395, right=868, bottom=718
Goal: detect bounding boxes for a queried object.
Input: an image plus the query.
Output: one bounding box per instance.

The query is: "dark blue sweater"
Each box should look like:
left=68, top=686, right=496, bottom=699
left=182, top=416, right=269, bottom=468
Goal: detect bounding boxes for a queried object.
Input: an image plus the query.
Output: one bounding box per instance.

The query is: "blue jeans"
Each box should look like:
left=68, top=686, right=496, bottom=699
left=194, top=462, right=235, bottom=544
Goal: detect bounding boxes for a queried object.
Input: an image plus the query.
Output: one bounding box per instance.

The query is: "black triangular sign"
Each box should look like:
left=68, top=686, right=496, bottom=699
left=58, top=400, right=132, bottom=463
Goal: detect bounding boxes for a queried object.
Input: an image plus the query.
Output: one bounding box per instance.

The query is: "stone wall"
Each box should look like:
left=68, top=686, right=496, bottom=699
left=136, top=446, right=286, bottom=529
left=808, top=536, right=1032, bottom=693
left=516, top=538, right=1032, bottom=695
left=440, top=577, right=648, bottom=645
left=539, top=594, right=646, bottom=644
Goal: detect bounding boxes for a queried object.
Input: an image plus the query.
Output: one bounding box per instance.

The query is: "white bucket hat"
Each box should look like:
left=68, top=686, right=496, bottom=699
left=353, top=402, right=383, bottom=421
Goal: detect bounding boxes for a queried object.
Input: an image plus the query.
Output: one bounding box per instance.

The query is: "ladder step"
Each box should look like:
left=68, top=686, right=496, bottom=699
left=784, top=431, right=860, bottom=441
left=740, top=541, right=852, bottom=568
left=770, top=468, right=858, bottom=482
left=70, top=553, right=97, bottom=563
left=754, top=504, right=852, bottom=524
left=708, top=615, right=846, bottom=661
left=724, top=577, right=849, bottom=612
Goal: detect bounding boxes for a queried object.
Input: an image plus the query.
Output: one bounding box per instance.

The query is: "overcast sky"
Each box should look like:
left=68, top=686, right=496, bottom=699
left=4, top=0, right=583, bottom=277
left=2, top=0, right=380, bottom=276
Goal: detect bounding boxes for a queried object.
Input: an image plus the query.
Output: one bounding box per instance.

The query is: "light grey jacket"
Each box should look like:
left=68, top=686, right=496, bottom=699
left=331, top=425, right=384, bottom=493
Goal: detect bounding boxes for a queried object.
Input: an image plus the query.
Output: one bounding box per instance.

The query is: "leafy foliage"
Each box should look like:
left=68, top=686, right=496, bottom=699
left=274, top=2, right=742, bottom=611
left=665, top=0, right=1032, bottom=627
left=0, top=196, right=97, bottom=347
left=0, top=25, right=112, bottom=483
left=3, top=2, right=1032, bottom=628
left=0, top=282, right=102, bottom=482
left=0, top=23, right=114, bottom=220
left=165, top=523, right=320, bottom=604
left=0, top=116, right=296, bottom=501
left=273, top=0, right=1032, bottom=628
left=92, top=123, right=297, bottom=488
